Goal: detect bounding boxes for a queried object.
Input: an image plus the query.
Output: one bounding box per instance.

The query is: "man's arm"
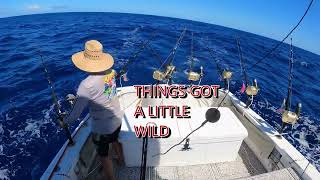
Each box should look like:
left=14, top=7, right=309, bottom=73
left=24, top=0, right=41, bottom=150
left=64, top=84, right=90, bottom=124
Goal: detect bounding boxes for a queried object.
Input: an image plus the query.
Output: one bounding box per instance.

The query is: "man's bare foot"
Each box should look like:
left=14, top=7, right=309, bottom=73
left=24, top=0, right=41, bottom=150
left=112, top=141, right=125, bottom=166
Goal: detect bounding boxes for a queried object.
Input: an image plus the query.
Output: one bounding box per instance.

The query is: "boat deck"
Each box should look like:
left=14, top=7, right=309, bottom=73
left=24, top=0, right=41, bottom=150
left=87, top=142, right=299, bottom=180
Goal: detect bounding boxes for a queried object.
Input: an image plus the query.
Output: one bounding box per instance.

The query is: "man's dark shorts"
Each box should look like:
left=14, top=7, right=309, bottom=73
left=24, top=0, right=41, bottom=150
left=92, top=126, right=121, bottom=157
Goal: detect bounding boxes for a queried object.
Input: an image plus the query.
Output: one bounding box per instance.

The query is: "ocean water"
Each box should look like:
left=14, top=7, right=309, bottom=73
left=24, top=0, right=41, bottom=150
left=0, top=12, right=319, bottom=179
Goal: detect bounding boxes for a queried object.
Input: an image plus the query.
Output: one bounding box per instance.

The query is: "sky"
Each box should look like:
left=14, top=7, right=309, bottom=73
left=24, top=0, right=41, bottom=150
left=0, top=0, right=319, bottom=54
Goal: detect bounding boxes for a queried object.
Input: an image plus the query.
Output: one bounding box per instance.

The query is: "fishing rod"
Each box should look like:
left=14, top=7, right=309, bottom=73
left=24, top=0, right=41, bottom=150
left=236, top=38, right=249, bottom=86
left=39, top=53, right=74, bottom=145
left=187, top=32, right=203, bottom=83
left=117, top=32, right=157, bottom=79
left=153, top=28, right=187, bottom=83
left=285, top=38, right=294, bottom=111
left=202, top=36, right=232, bottom=90
left=236, top=38, right=259, bottom=108
left=278, top=38, right=302, bottom=134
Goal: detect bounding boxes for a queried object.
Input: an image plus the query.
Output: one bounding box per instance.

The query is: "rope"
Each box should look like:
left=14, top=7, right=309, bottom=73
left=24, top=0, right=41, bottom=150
left=247, top=0, right=314, bottom=70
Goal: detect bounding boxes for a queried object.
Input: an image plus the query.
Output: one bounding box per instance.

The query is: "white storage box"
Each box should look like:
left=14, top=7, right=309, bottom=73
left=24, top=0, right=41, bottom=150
left=118, top=107, right=248, bottom=167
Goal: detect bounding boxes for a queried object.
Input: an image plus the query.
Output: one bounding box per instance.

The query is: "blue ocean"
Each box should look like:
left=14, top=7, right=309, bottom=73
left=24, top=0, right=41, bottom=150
left=0, top=12, right=319, bottom=179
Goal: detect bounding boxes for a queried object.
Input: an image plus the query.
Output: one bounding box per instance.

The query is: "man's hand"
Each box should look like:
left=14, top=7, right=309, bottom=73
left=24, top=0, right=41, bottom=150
left=58, top=119, right=68, bottom=129
left=57, top=112, right=68, bottom=129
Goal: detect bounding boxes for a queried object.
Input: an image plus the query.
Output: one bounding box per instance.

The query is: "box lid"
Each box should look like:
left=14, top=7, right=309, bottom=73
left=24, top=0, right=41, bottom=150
left=187, top=107, right=248, bottom=142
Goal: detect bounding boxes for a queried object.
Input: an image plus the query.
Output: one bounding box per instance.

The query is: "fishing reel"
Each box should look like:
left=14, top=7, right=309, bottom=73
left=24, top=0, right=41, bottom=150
left=278, top=102, right=302, bottom=135
left=153, top=65, right=176, bottom=81
left=188, top=66, right=203, bottom=82
left=222, top=69, right=232, bottom=90
left=281, top=102, right=302, bottom=125
left=222, top=69, right=232, bottom=80
left=66, top=94, right=76, bottom=106
left=245, top=79, right=259, bottom=96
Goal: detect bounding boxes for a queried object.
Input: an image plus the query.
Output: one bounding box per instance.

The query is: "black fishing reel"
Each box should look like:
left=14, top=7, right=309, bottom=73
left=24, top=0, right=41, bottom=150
left=153, top=64, right=176, bottom=81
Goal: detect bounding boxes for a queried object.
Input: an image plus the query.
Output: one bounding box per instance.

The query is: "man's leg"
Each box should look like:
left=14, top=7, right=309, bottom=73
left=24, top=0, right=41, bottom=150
left=93, top=133, right=117, bottom=180
left=112, top=140, right=124, bottom=165
left=100, top=156, right=116, bottom=180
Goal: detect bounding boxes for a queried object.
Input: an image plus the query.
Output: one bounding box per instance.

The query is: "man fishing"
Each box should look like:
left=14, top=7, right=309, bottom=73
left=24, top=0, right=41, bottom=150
left=64, top=40, right=124, bottom=180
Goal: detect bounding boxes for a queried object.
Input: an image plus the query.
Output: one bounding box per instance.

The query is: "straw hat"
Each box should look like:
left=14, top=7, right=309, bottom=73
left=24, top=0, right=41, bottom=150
left=71, top=40, right=114, bottom=73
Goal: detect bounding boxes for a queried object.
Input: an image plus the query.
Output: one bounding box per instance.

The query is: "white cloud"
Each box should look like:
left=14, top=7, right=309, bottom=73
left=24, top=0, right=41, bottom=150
left=27, top=4, right=41, bottom=11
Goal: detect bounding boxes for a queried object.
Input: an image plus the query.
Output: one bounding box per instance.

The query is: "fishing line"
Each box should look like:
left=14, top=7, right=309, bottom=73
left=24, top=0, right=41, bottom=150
left=247, top=0, right=314, bottom=70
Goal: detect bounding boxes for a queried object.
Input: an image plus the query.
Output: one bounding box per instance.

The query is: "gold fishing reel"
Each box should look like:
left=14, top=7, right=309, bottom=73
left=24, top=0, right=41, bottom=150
left=282, top=103, right=302, bottom=125
left=153, top=65, right=176, bottom=81
left=187, top=66, right=203, bottom=82
left=188, top=71, right=200, bottom=81
left=222, top=70, right=232, bottom=80
left=246, top=79, right=259, bottom=96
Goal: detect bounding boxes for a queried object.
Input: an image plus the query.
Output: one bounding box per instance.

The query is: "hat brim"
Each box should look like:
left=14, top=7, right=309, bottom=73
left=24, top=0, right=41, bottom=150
left=71, top=51, right=114, bottom=73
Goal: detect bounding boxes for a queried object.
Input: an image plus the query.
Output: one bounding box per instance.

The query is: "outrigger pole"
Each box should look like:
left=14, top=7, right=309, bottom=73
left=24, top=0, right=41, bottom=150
left=40, top=54, right=74, bottom=145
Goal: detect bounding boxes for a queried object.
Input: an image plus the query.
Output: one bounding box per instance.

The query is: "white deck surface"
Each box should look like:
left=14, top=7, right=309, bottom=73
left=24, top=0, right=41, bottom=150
left=89, top=142, right=274, bottom=180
